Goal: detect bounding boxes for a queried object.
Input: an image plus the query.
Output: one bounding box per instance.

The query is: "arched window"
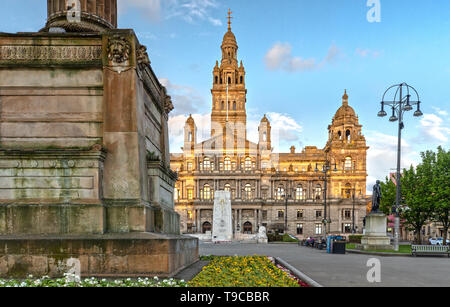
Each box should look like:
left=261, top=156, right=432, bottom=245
left=346, top=130, right=351, bottom=142
left=221, top=101, right=225, bottom=110
left=215, top=76, right=218, bottom=84
left=343, top=183, right=352, bottom=199
left=338, top=131, right=342, bottom=140
left=277, top=186, right=285, bottom=200
left=345, top=157, right=352, bottom=170
left=224, top=184, right=231, bottom=192
left=315, top=184, right=322, bottom=200
left=228, top=77, right=231, bottom=85
left=240, top=76, right=243, bottom=84
left=263, top=132, right=267, bottom=142
left=245, top=184, right=252, bottom=199
left=245, top=157, right=252, bottom=171
left=203, top=158, right=210, bottom=171
left=295, top=185, right=304, bottom=200
left=224, top=157, right=231, bottom=171
left=203, top=184, right=211, bottom=200
left=233, top=101, right=236, bottom=110
left=188, top=132, right=192, bottom=142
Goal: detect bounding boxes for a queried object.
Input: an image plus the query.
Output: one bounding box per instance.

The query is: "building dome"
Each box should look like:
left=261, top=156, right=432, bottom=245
left=334, top=90, right=356, bottom=119
left=222, top=30, right=237, bottom=47
left=260, top=114, right=270, bottom=123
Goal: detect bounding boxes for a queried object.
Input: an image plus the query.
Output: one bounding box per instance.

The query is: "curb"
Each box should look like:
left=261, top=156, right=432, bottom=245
left=346, top=249, right=411, bottom=257
left=275, top=257, right=323, bottom=288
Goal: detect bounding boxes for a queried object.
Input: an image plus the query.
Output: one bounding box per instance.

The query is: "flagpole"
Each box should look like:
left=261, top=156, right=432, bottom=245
left=226, top=77, right=229, bottom=122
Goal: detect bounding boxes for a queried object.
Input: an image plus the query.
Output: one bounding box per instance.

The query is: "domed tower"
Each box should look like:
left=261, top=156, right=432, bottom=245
left=258, top=115, right=272, bottom=150
left=326, top=90, right=369, bottom=198
left=211, top=9, right=247, bottom=139
left=44, top=0, right=117, bottom=32
left=258, top=114, right=272, bottom=169
left=184, top=115, right=197, bottom=153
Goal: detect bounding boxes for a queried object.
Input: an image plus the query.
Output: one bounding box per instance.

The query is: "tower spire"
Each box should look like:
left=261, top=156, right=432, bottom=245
left=227, top=8, right=233, bottom=31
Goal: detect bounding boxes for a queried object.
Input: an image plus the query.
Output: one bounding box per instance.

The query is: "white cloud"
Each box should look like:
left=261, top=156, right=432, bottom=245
left=365, top=130, right=419, bottom=194
left=432, top=106, right=448, bottom=117
left=118, top=0, right=222, bottom=26
left=264, top=42, right=341, bottom=72
left=160, top=78, right=207, bottom=116
left=417, top=113, right=450, bottom=144
left=355, top=48, right=383, bottom=58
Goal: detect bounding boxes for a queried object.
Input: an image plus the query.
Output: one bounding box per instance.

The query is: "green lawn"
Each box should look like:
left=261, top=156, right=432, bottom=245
left=346, top=243, right=412, bottom=254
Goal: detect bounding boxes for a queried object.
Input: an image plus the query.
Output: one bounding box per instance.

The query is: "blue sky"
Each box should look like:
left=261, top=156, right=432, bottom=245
left=1, top=0, right=449, bottom=191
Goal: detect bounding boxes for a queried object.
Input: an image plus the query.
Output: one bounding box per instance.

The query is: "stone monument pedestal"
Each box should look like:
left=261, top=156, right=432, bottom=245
left=361, top=213, right=392, bottom=250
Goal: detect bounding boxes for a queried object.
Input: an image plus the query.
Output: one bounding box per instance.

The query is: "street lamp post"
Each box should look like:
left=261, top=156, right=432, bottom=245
left=315, top=158, right=338, bottom=238
left=283, top=193, right=290, bottom=233
left=378, top=83, right=423, bottom=251
left=352, top=188, right=356, bottom=234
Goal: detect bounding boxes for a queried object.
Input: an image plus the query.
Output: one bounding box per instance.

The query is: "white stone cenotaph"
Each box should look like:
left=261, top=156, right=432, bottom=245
left=212, top=191, right=233, bottom=243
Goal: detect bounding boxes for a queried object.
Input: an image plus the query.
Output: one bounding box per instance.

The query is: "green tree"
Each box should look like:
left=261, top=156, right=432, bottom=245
left=431, top=147, right=450, bottom=245
left=380, top=176, right=396, bottom=215
left=400, top=162, right=434, bottom=244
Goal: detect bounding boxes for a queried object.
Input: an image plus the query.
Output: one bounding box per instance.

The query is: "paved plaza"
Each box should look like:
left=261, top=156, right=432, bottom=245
left=199, top=242, right=450, bottom=287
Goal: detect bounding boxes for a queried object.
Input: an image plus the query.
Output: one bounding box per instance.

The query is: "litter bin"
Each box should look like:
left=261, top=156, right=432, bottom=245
left=326, top=236, right=335, bottom=254
left=331, top=236, right=346, bottom=254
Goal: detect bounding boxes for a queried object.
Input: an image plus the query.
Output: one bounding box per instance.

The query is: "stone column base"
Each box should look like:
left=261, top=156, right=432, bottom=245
left=0, top=233, right=198, bottom=278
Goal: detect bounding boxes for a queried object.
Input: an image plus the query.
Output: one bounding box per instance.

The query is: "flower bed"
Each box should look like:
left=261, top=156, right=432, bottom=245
left=189, top=255, right=306, bottom=287
left=0, top=275, right=187, bottom=288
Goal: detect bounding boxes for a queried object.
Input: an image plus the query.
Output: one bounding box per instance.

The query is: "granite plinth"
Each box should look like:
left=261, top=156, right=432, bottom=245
left=0, top=233, right=199, bottom=278
left=361, top=213, right=392, bottom=250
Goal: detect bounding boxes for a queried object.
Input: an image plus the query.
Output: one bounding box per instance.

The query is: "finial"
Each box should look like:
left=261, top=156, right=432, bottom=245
left=343, top=89, right=349, bottom=105
left=227, top=8, right=233, bottom=31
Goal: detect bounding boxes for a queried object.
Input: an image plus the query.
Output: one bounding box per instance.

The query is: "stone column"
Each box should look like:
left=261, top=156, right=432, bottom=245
left=239, top=209, right=242, bottom=233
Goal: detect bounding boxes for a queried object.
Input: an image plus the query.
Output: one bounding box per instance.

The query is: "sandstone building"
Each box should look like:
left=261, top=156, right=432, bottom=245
left=0, top=0, right=197, bottom=277
left=170, top=18, right=369, bottom=239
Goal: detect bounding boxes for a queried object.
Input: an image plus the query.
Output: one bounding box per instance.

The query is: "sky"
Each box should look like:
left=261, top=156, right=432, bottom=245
left=1, top=0, right=449, bottom=193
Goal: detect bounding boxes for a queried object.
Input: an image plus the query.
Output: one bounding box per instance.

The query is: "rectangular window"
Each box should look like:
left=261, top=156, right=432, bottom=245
left=315, top=210, right=322, bottom=219
left=297, top=209, right=304, bottom=219
left=262, top=210, right=267, bottom=220
left=297, top=224, right=303, bottom=235
left=343, top=223, right=352, bottom=233
left=315, top=223, right=322, bottom=235
left=278, top=210, right=284, bottom=219
left=187, top=162, right=193, bottom=171
left=187, top=189, right=193, bottom=200
left=344, top=210, right=351, bottom=219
